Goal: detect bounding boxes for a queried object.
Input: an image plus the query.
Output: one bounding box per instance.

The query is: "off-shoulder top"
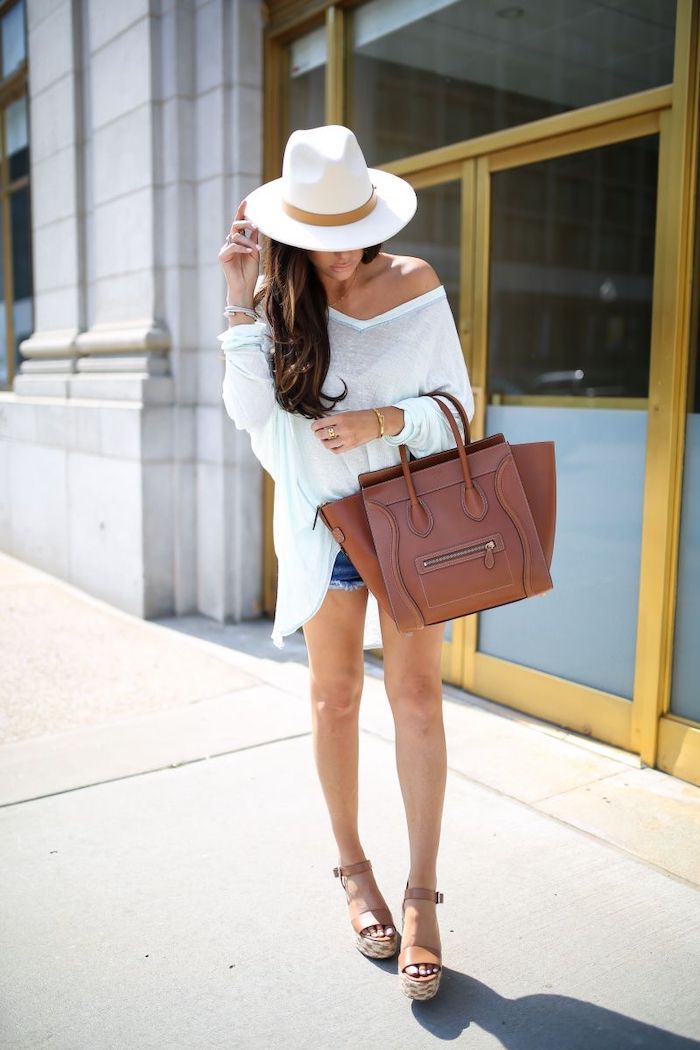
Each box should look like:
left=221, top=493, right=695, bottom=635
left=220, top=283, right=475, bottom=650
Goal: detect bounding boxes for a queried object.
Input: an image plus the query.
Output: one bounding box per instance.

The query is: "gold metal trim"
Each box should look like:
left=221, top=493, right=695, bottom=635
left=384, top=87, right=672, bottom=179
left=265, top=2, right=329, bottom=42
left=489, top=112, right=660, bottom=173
left=407, top=163, right=463, bottom=191
left=325, top=4, right=344, bottom=125
left=491, top=395, right=649, bottom=410
left=657, top=715, right=700, bottom=787
left=631, top=0, right=700, bottom=763
left=473, top=653, right=633, bottom=752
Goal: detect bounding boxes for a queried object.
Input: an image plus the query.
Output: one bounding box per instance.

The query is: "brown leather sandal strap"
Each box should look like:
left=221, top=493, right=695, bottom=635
left=332, top=858, right=372, bottom=878
left=403, top=886, right=444, bottom=903
left=399, top=945, right=442, bottom=971
left=351, top=906, right=395, bottom=936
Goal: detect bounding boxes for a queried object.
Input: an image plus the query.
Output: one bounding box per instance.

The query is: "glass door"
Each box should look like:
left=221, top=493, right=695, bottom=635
left=459, top=122, right=662, bottom=750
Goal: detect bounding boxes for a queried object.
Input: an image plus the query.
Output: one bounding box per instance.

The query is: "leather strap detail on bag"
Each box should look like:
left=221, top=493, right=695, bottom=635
left=362, top=496, right=425, bottom=632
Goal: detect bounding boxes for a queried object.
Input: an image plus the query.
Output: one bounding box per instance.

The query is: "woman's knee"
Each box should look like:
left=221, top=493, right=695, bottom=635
left=386, top=673, right=443, bottom=732
left=310, top=671, right=363, bottom=720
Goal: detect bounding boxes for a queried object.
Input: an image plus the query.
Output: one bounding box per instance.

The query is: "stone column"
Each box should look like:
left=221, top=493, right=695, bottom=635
left=3, top=0, right=266, bottom=627
left=193, top=0, right=265, bottom=624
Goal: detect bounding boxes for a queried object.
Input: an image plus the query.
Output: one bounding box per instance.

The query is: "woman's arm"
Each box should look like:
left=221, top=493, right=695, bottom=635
left=382, top=297, right=475, bottom=456
left=220, top=320, right=277, bottom=433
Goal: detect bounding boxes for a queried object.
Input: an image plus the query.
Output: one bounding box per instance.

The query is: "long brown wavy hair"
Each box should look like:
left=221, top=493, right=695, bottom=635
left=253, top=239, right=382, bottom=419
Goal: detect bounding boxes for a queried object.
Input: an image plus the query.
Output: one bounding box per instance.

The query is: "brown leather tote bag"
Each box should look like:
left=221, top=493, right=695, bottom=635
left=317, top=391, right=556, bottom=632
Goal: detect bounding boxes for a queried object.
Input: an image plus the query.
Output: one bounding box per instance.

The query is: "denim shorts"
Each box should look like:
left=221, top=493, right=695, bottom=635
left=328, top=548, right=366, bottom=590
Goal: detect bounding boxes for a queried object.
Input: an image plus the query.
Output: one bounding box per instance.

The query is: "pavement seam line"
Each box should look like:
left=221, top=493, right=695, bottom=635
left=357, top=725, right=700, bottom=894
left=528, top=767, right=632, bottom=806
left=0, top=730, right=312, bottom=810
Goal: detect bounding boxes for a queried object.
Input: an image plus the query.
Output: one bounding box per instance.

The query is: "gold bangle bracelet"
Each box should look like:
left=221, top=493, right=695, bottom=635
left=373, top=408, right=385, bottom=438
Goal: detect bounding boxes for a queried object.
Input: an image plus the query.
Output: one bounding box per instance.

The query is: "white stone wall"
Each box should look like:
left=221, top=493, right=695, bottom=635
left=0, top=0, right=266, bottom=624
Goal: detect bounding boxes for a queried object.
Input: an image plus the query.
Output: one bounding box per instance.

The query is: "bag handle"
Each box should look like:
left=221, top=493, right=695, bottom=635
left=426, top=388, right=471, bottom=445
left=398, top=391, right=485, bottom=529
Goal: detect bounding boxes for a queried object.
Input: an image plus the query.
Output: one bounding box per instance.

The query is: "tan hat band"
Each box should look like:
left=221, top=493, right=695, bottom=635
left=281, top=186, right=377, bottom=226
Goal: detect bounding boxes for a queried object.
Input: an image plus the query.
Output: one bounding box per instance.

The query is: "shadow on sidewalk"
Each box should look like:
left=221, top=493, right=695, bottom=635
left=411, top=972, right=700, bottom=1048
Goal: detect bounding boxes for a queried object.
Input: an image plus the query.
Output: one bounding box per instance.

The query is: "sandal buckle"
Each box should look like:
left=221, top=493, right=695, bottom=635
left=436, top=891, right=444, bottom=903
left=332, top=866, right=342, bottom=878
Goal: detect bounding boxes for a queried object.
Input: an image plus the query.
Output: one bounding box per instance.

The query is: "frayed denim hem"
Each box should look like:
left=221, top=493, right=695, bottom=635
left=327, top=579, right=367, bottom=591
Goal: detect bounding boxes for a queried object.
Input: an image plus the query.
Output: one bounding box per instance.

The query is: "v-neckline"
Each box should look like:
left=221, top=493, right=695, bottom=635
left=327, top=285, right=446, bottom=330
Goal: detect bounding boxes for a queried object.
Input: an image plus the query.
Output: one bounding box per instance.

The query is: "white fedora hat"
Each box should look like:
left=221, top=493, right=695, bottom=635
left=243, top=125, right=417, bottom=252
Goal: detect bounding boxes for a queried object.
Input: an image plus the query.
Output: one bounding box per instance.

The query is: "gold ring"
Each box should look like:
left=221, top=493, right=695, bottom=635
left=326, top=426, right=336, bottom=439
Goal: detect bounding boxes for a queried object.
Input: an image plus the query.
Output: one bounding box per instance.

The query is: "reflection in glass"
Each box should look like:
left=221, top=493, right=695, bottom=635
left=670, top=160, right=700, bottom=722
left=478, top=137, right=658, bottom=698
left=6, top=94, right=28, bottom=181
left=489, top=137, right=658, bottom=399
left=388, top=181, right=461, bottom=322
left=1, top=0, right=26, bottom=80
left=286, top=25, right=325, bottom=135
left=350, top=0, right=675, bottom=166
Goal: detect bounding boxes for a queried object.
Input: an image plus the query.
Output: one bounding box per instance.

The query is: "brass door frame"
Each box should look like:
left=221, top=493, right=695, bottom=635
left=262, top=1, right=700, bottom=783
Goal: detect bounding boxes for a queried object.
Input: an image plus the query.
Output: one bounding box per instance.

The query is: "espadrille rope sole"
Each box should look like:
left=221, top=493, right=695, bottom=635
left=399, top=968, right=442, bottom=1000
left=355, top=929, right=398, bottom=959
left=333, top=858, right=399, bottom=960
left=398, top=886, right=444, bottom=1001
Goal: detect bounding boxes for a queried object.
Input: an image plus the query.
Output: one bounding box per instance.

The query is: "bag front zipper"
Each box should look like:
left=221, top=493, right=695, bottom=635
left=423, top=539, right=497, bottom=570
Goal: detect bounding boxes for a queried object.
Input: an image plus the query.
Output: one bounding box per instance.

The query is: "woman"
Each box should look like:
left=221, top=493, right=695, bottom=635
left=218, top=125, right=474, bottom=1001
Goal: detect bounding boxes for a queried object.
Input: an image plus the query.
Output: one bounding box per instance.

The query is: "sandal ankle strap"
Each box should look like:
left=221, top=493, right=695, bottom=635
left=333, top=858, right=372, bottom=878
left=404, top=886, right=444, bottom=903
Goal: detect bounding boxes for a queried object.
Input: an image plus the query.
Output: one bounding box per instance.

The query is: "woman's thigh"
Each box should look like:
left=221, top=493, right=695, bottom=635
left=302, top=584, right=369, bottom=692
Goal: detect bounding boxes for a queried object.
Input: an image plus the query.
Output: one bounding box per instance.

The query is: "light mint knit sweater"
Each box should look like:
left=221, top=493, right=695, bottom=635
left=220, top=284, right=475, bottom=650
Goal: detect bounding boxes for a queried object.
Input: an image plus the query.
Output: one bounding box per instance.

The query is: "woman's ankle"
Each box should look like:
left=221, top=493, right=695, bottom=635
left=407, top=870, right=438, bottom=889
left=336, top=842, right=367, bottom=868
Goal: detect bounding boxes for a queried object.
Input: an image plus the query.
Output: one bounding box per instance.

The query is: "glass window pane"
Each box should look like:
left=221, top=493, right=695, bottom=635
left=488, top=136, right=658, bottom=399
left=2, top=1, right=26, bottom=79
left=670, top=159, right=700, bottom=722
left=10, top=184, right=32, bottom=301
left=478, top=136, right=659, bottom=699
left=389, top=180, right=461, bottom=319
left=286, top=24, right=325, bottom=135
left=350, top=0, right=675, bottom=166
left=9, top=184, right=32, bottom=380
left=6, top=94, right=29, bottom=181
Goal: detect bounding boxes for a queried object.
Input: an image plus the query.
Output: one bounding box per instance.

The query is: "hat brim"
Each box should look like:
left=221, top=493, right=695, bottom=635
left=242, top=168, right=417, bottom=252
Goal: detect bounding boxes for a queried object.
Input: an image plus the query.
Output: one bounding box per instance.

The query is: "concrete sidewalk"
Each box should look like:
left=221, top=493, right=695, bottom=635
left=1, top=552, right=699, bottom=1050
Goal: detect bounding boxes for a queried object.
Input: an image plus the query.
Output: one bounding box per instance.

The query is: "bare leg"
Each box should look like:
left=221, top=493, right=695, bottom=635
left=303, top=585, right=394, bottom=941
left=379, top=606, right=447, bottom=977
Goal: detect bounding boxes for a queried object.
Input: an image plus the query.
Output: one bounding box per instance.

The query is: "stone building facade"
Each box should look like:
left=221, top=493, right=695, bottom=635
left=0, top=0, right=265, bottom=624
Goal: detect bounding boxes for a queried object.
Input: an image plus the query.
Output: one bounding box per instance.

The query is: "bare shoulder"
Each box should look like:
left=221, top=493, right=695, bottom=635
left=382, top=254, right=442, bottom=296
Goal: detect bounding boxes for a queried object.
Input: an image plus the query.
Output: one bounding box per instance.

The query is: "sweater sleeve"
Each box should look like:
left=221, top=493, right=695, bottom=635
left=382, top=296, right=475, bottom=456
left=219, top=316, right=276, bottom=433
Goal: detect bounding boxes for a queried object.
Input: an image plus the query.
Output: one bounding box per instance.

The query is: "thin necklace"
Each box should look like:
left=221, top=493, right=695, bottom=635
left=328, top=267, right=358, bottom=308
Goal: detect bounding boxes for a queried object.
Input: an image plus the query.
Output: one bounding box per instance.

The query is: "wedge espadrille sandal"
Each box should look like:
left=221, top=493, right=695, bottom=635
left=332, top=859, right=399, bottom=960
left=398, top=887, right=444, bottom=1001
